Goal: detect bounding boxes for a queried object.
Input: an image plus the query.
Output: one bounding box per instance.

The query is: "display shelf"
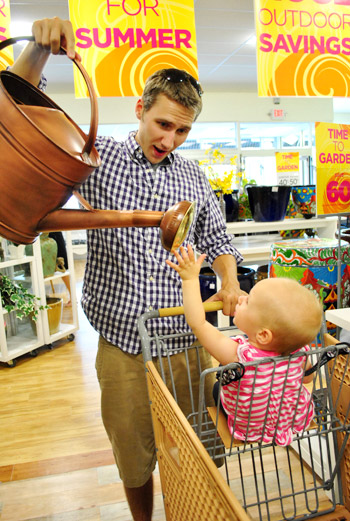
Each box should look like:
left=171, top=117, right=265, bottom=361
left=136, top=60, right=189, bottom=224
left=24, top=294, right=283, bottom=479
left=325, top=308, right=350, bottom=331
left=226, top=216, right=337, bottom=236
left=34, top=231, right=79, bottom=345
left=0, top=232, right=78, bottom=365
left=0, top=252, right=44, bottom=365
left=226, top=216, right=337, bottom=264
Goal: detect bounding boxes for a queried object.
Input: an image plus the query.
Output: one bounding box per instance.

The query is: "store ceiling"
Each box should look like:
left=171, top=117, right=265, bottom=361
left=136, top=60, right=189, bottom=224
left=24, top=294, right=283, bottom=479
left=7, top=0, right=349, bottom=113
left=8, top=0, right=257, bottom=93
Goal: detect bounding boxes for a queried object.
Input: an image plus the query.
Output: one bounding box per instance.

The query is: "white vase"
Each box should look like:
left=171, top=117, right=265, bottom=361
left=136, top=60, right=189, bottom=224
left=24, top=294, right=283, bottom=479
left=8, top=244, right=25, bottom=259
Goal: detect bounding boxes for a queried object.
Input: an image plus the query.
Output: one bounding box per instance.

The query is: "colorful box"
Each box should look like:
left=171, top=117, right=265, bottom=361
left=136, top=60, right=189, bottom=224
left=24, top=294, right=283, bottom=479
left=269, top=238, right=350, bottom=334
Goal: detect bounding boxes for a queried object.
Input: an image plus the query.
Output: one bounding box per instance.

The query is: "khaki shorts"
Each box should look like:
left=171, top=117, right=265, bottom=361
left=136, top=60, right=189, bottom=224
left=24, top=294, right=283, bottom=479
left=95, top=335, right=216, bottom=488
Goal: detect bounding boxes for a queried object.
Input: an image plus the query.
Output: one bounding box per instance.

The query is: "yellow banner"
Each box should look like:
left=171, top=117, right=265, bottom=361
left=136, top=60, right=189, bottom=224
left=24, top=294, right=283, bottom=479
left=0, top=0, right=13, bottom=70
left=254, top=0, right=350, bottom=97
left=315, top=122, right=350, bottom=216
left=69, top=0, right=199, bottom=98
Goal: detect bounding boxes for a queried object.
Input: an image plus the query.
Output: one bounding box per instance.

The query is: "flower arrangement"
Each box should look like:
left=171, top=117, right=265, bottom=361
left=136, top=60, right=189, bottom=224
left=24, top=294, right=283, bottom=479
left=199, top=147, right=254, bottom=196
left=199, top=148, right=239, bottom=194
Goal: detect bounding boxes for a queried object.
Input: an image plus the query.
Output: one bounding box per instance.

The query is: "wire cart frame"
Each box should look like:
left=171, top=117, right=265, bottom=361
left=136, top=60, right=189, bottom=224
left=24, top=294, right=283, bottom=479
left=138, top=305, right=350, bottom=521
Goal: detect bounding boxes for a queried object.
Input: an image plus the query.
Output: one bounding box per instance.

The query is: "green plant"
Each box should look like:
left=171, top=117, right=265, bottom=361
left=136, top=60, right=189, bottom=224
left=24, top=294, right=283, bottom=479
left=0, top=273, right=46, bottom=320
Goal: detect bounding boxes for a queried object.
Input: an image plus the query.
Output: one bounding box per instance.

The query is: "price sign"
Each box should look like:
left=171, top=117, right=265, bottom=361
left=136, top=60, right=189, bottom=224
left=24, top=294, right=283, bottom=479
left=316, top=122, right=350, bottom=216
left=275, top=152, right=300, bottom=186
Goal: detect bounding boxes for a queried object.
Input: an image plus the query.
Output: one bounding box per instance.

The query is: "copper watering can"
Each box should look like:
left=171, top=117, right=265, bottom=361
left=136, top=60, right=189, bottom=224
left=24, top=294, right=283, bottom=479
left=0, top=36, right=195, bottom=251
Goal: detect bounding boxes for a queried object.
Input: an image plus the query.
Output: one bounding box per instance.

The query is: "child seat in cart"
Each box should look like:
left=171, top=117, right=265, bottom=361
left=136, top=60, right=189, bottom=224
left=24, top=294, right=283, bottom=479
left=138, top=303, right=350, bottom=521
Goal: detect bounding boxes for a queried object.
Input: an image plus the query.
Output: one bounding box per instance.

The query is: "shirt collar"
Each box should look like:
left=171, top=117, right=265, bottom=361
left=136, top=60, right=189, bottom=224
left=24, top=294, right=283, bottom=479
left=125, top=131, right=174, bottom=166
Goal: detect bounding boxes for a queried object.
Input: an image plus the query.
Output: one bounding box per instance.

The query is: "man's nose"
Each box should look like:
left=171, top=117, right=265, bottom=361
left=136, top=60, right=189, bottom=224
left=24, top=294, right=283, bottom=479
left=161, top=131, right=175, bottom=150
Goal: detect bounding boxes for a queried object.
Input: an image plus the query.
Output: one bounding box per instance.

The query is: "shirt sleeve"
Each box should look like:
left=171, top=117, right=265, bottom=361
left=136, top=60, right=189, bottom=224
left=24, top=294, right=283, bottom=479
left=193, top=172, right=243, bottom=266
left=38, top=74, right=48, bottom=92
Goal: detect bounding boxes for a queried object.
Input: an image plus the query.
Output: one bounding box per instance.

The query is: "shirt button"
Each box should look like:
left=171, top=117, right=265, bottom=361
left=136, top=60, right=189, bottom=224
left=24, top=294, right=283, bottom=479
left=154, top=194, right=159, bottom=199
left=149, top=276, right=154, bottom=281
left=149, top=249, right=152, bottom=254
left=149, top=305, right=153, bottom=311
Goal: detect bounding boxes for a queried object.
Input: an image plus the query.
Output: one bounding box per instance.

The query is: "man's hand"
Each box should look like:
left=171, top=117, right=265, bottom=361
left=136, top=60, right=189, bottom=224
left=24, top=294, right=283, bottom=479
left=208, top=283, right=247, bottom=318
left=32, top=17, right=78, bottom=60
left=209, top=254, right=246, bottom=317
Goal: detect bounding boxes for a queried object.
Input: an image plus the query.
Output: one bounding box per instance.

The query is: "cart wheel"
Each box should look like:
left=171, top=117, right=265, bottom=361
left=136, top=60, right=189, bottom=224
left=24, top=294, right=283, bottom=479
left=67, top=334, right=75, bottom=342
left=7, top=359, right=16, bottom=367
left=30, top=350, right=38, bottom=357
left=46, top=343, right=53, bottom=350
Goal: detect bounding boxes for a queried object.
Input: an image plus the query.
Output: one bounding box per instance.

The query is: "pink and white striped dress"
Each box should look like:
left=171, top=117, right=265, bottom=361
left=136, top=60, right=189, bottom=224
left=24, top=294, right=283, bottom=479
left=220, top=336, right=314, bottom=446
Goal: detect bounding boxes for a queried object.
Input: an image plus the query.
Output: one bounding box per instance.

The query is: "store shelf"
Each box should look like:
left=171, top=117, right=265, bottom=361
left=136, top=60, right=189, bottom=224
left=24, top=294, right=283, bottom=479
left=325, top=308, right=350, bottom=331
left=0, top=232, right=78, bottom=365
left=226, top=216, right=337, bottom=264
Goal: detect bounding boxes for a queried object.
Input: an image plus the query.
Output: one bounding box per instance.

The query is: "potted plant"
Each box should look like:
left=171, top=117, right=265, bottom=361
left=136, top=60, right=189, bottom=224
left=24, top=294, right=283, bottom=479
left=0, top=273, right=46, bottom=321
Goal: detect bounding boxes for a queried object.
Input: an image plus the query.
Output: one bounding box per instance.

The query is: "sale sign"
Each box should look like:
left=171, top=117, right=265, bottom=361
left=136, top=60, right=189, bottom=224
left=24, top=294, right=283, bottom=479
left=254, top=0, right=350, bottom=97
left=69, top=0, right=199, bottom=98
left=276, top=151, right=300, bottom=186
left=0, top=0, right=13, bottom=71
left=316, top=122, right=350, bottom=216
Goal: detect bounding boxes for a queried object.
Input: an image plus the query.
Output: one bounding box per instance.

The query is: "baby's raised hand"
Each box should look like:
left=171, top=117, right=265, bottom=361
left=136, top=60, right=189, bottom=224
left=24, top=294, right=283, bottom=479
left=166, top=245, right=206, bottom=281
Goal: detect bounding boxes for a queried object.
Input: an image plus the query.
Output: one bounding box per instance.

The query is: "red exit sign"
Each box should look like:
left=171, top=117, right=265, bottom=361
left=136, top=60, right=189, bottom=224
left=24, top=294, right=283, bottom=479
left=271, top=108, right=286, bottom=120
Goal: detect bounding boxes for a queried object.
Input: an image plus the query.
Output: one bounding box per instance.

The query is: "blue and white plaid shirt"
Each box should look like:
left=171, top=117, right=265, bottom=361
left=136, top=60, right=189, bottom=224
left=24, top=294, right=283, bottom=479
left=77, top=132, right=243, bottom=354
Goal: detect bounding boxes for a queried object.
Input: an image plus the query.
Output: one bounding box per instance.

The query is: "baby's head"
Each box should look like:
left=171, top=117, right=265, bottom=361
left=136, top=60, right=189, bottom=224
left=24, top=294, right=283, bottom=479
left=234, top=277, right=323, bottom=355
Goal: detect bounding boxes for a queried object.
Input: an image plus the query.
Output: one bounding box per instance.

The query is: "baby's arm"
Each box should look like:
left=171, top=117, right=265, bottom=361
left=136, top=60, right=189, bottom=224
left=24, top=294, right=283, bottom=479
left=166, top=245, right=239, bottom=365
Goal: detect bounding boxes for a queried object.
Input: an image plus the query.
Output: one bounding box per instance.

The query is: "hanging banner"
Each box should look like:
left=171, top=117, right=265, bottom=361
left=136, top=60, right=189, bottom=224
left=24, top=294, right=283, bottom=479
left=68, top=0, right=199, bottom=98
left=315, top=122, right=350, bottom=216
left=0, top=0, right=13, bottom=71
left=254, top=0, right=350, bottom=97
left=276, top=151, right=300, bottom=186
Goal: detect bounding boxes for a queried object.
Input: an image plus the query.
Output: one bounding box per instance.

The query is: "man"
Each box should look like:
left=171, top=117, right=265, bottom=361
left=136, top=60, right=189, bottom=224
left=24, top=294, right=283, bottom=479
left=11, top=17, right=244, bottom=521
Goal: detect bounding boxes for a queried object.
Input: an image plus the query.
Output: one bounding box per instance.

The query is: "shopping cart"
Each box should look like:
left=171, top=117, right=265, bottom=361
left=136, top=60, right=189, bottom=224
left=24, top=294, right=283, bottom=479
left=138, top=304, right=350, bottom=521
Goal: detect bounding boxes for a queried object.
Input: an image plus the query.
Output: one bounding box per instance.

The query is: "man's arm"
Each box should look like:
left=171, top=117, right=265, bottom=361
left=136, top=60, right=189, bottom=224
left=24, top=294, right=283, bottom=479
left=211, top=254, right=244, bottom=317
left=11, top=17, right=77, bottom=86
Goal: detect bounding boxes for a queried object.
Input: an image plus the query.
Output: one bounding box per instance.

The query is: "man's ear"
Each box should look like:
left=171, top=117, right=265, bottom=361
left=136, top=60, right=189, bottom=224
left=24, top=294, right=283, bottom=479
left=256, top=328, right=273, bottom=346
left=135, top=98, right=143, bottom=120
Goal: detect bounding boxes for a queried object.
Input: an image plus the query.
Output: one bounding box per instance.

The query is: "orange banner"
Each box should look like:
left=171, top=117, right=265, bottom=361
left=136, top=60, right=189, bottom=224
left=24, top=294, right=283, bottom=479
left=254, top=0, right=350, bottom=97
left=69, top=0, right=199, bottom=98
left=0, top=0, right=13, bottom=70
left=316, top=122, right=350, bottom=216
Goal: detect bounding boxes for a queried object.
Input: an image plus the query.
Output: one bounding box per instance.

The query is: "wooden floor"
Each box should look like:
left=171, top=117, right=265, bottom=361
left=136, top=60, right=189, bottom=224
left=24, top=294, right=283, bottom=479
left=0, top=260, right=165, bottom=521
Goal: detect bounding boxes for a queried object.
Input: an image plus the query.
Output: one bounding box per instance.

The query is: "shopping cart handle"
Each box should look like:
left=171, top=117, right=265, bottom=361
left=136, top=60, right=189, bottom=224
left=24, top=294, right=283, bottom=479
left=305, top=342, right=350, bottom=376
left=158, top=300, right=223, bottom=317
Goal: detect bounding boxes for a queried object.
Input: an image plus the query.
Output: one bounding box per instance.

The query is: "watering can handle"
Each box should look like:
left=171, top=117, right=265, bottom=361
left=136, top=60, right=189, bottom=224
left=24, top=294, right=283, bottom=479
left=0, top=35, right=98, bottom=156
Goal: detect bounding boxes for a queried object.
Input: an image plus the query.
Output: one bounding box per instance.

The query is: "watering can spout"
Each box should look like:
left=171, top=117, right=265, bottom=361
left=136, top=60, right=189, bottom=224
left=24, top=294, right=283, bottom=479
left=36, top=201, right=195, bottom=252
left=37, top=208, right=164, bottom=232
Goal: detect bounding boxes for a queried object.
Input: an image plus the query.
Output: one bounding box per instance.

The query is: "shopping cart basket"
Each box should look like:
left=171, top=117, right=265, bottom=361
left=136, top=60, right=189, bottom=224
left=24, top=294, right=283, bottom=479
left=138, top=304, right=350, bottom=521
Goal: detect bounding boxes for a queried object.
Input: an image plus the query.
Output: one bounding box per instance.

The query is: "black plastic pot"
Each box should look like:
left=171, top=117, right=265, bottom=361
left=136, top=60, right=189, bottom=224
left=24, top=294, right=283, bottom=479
left=246, top=185, right=291, bottom=222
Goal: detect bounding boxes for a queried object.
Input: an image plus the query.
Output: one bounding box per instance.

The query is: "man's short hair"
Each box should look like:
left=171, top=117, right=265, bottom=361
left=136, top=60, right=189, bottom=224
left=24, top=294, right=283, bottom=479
left=142, top=68, right=203, bottom=120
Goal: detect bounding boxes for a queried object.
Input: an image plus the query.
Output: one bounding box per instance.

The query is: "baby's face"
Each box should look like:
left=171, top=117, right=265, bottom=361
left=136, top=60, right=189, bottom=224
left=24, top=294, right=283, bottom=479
left=233, top=285, right=263, bottom=338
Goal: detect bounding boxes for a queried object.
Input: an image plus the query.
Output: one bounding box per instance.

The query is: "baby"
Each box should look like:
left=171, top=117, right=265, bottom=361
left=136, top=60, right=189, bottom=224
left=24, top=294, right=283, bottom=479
left=166, top=245, right=323, bottom=446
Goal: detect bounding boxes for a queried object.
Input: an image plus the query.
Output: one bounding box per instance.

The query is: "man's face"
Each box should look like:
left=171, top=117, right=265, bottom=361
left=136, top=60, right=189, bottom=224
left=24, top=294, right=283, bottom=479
left=135, top=93, right=195, bottom=164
